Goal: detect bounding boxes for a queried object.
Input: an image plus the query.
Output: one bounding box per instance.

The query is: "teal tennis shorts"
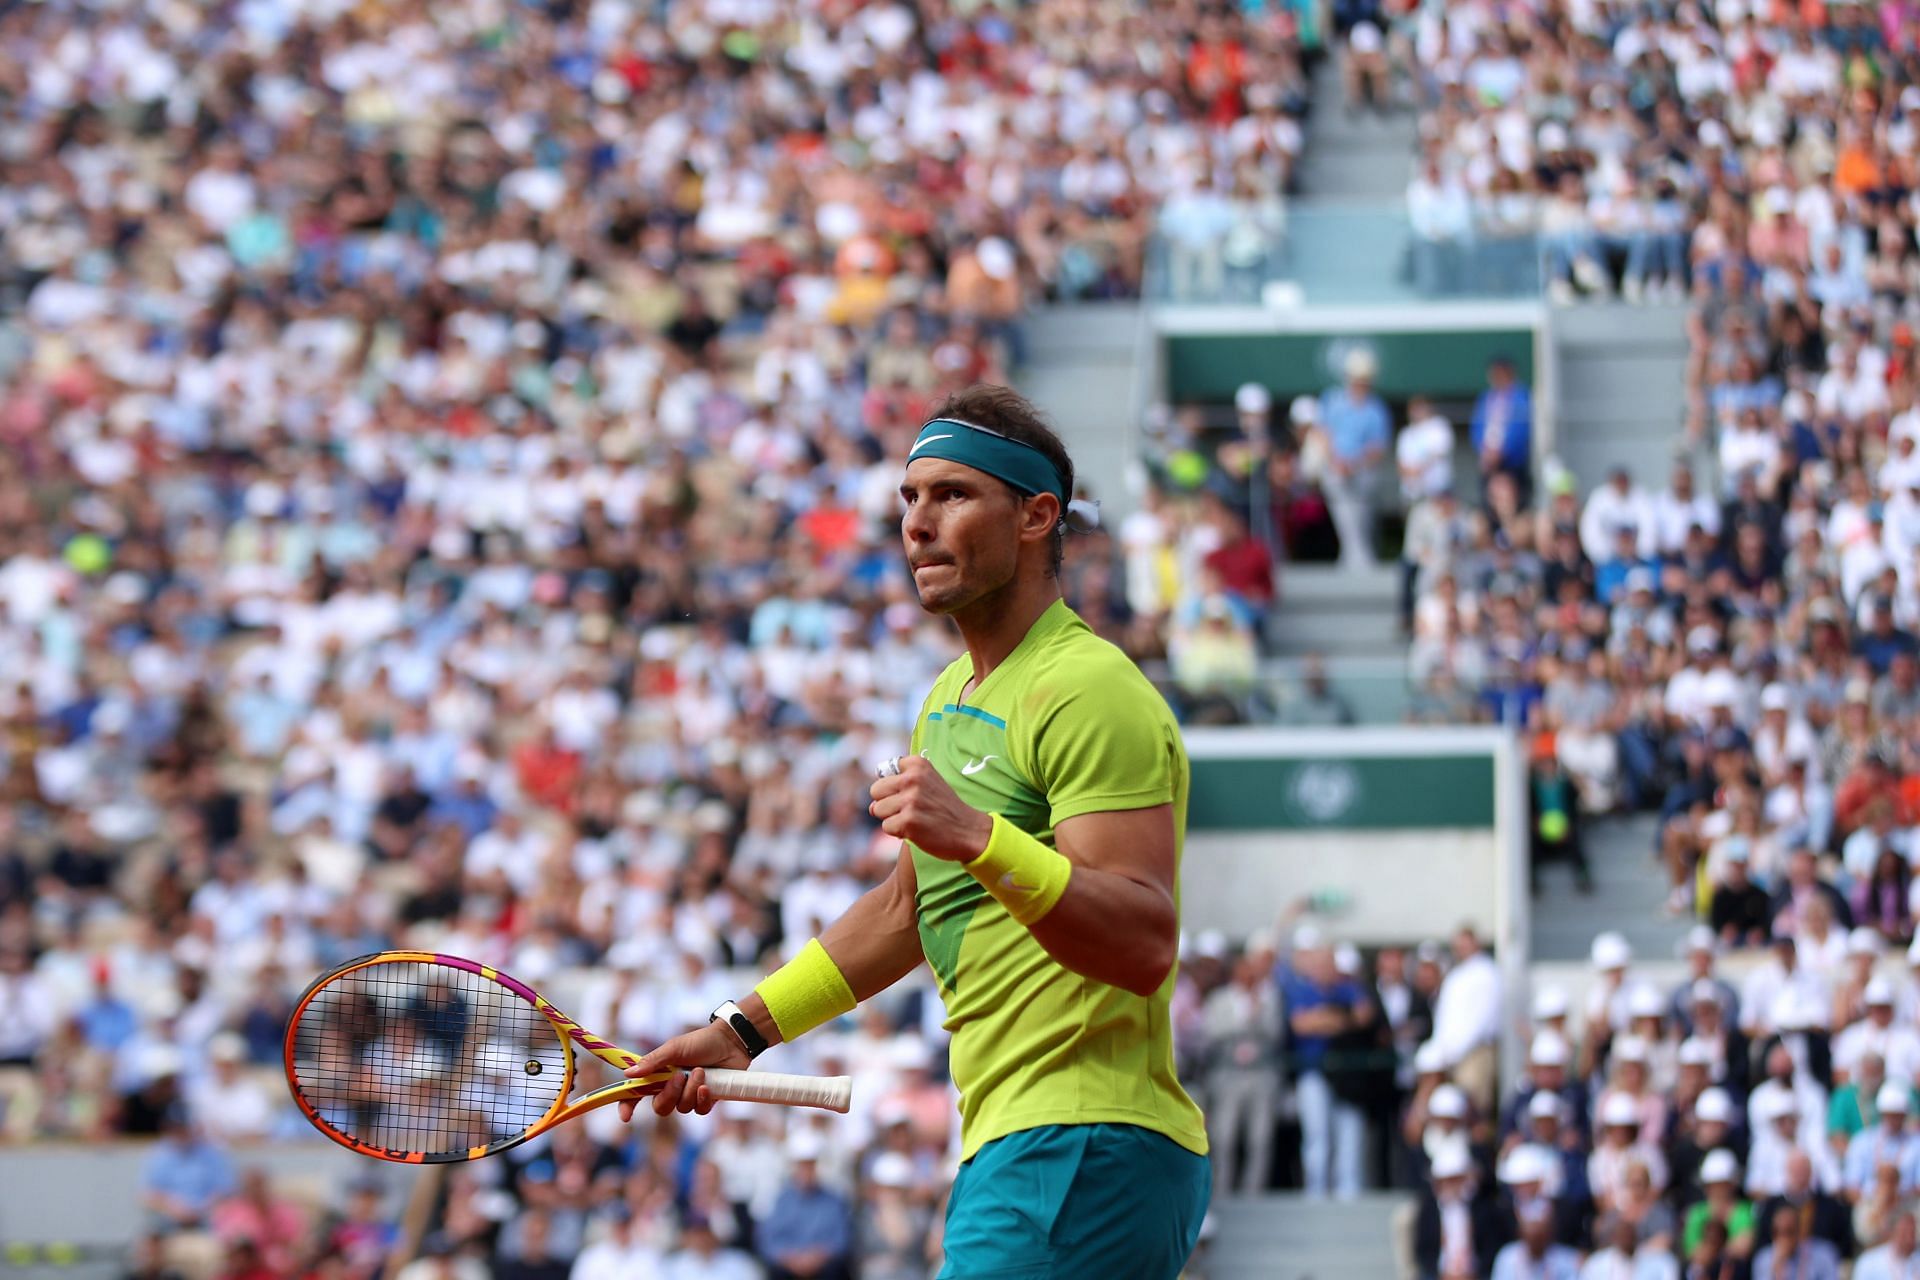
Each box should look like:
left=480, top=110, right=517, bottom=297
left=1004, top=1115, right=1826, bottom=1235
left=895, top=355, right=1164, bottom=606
left=939, top=1123, right=1211, bottom=1279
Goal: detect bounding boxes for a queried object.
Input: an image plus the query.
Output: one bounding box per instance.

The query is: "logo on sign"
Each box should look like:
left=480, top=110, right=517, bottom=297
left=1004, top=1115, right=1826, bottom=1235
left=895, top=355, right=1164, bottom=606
left=1288, top=762, right=1361, bottom=824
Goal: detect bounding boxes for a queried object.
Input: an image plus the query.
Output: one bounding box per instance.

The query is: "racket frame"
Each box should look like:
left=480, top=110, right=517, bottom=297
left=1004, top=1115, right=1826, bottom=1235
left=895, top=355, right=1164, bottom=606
left=285, top=950, right=682, bottom=1164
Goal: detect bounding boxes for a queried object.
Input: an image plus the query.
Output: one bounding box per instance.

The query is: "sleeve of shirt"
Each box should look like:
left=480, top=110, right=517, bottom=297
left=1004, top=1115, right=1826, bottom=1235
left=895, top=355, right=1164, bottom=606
left=1033, top=663, right=1180, bottom=826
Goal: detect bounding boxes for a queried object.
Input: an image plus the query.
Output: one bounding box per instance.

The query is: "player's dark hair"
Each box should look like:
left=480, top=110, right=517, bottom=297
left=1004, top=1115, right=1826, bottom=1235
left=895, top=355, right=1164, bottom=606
left=930, top=384, right=1074, bottom=575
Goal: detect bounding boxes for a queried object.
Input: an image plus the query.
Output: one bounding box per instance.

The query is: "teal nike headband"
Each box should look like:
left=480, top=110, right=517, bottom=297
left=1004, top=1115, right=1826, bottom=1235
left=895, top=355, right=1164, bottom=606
left=906, top=418, right=1069, bottom=506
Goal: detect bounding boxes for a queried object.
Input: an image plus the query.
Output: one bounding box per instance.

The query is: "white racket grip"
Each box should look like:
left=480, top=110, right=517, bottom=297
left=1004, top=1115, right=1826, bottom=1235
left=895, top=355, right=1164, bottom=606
left=701, top=1068, right=852, bottom=1113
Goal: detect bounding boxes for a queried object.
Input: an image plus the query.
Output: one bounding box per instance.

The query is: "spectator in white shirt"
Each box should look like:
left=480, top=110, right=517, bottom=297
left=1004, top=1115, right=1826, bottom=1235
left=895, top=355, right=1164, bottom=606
left=1580, top=468, right=1657, bottom=564
left=1432, top=926, right=1503, bottom=1115
left=1649, top=462, right=1720, bottom=558
left=1397, top=397, right=1456, bottom=503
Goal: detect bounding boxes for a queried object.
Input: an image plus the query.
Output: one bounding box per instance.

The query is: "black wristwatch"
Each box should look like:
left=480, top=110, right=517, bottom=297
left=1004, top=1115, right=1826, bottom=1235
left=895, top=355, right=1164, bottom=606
left=710, top=1000, right=769, bottom=1060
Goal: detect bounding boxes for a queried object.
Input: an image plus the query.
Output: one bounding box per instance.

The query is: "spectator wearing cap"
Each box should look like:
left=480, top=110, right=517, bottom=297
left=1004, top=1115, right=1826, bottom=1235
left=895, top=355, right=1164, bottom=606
left=853, top=1152, right=934, bottom=1280
left=1433, top=926, right=1503, bottom=1116
left=1491, top=1196, right=1581, bottom=1280
left=1843, top=1085, right=1920, bottom=1205
left=1413, top=1141, right=1505, bottom=1280
left=1682, top=1151, right=1755, bottom=1269
left=1595, top=1033, right=1669, bottom=1151
left=1671, top=928, right=1742, bottom=1033
left=1503, top=1030, right=1591, bottom=1151
left=1578, top=1214, right=1678, bottom=1280
left=1201, top=945, right=1284, bottom=1195
left=1281, top=927, right=1372, bottom=1199
left=1855, top=1211, right=1920, bottom=1280
left=1677, top=986, right=1749, bottom=1099
left=572, top=1204, right=665, bottom=1280
left=1588, top=934, right=1638, bottom=1042
left=1671, top=1090, right=1746, bottom=1208
left=757, top=1133, right=852, bottom=1280
left=1590, top=1094, right=1670, bottom=1217
left=1315, top=348, right=1391, bottom=568
left=185, top=1032, right=275, bottom=1141
left=1835, top=979, right=1920, bottom=1089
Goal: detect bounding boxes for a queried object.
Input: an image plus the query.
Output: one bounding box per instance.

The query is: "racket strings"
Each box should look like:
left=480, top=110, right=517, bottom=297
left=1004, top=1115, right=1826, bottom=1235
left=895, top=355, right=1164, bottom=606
left=289, top=961, right=568, bottom=1157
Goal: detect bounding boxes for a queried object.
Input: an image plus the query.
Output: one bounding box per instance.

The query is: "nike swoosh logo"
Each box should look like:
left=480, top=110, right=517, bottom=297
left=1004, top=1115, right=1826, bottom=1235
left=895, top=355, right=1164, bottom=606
left=998, top=871, right=1038, bottom=894
left=961, top=755, right=998, bottom=775
left=910, top=433, right=953, bottom=455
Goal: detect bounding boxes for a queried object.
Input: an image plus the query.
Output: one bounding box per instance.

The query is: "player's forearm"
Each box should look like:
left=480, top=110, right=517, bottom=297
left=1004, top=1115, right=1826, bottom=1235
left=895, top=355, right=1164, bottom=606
left=739, top=866, right=923, bottom=1048
left=1028, top=866, right=1177, bottom=998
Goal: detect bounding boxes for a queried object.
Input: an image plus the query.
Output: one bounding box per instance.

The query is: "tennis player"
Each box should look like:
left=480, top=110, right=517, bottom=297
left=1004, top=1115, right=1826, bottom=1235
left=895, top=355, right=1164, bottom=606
left=623, top=384, right=1210, bottom=1277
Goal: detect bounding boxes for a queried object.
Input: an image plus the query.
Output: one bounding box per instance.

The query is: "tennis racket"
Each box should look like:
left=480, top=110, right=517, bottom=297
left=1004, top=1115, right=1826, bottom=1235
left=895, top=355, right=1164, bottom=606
left=284, top=951, right=850, bottom=1164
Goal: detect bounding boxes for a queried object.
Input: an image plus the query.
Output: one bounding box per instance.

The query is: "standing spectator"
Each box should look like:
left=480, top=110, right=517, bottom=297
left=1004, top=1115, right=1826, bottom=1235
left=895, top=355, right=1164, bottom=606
left=1282, top=929, right=1371, bottom=1199
left=757, top=1136, right=852, bottom=1280
left=1432, top=926, right=1503, bottom=1116
left=1315, top=349, right=1392, bottom=567
left=1202, top=948, right=1284, bottom=1196
left=1471, top=358, right=1533, bottom=502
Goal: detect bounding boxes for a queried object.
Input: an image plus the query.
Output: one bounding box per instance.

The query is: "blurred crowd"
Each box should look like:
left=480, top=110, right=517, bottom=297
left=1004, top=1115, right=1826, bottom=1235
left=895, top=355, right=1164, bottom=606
left=0, top=0, right=1329, bottom=1274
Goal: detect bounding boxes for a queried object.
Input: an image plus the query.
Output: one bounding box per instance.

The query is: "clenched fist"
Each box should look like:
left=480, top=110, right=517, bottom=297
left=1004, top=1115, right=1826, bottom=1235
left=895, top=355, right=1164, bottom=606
left=870, top=755, right=993, bottom=862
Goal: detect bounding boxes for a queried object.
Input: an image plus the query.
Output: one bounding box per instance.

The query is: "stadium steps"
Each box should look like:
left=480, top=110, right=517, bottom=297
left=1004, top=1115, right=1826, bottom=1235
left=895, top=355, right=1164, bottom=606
left=1528, top=812, right=1687, bottom=964
left=1548, top=301, right=1691, bottom=493
left=1266, top=564, right=1402, bottom=659
left=1294, top=62, right=1419, bottom=201
left=1201, top=1193, right=1410, bottom=1280
left=1022, top=302, right=1151, bottom=518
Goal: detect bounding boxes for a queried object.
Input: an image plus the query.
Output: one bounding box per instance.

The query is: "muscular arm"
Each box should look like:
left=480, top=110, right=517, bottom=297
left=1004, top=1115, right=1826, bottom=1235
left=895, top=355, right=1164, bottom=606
left=736, top=842, right=924, bottom=1049
left=1027, top=803, right=1179, bottom=998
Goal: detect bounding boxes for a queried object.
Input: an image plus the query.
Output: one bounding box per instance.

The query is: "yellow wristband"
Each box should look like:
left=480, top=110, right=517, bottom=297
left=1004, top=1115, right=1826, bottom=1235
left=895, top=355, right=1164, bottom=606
left=753, top=938, right=856, bottom=1044
left=965, top=813, right=1073, bottom=926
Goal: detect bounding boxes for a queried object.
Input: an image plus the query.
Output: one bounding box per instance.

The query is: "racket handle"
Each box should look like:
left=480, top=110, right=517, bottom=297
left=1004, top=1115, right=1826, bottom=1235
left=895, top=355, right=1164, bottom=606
left=700, top=1068, right=852, bottom=1113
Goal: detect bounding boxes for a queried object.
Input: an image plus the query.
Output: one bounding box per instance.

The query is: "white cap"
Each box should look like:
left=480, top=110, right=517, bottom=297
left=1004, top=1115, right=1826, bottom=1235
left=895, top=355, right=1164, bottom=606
left=1613, top=1035, right=1650, bottom=1065
left=787, top=1130, right=826, bottom=1162
left=1532, top=986, right=1570, bottom=1020
left=1289, top=394, right=1320, bottom=426
left=1695, top=1087, right=1734, bottom=1124
left=1235, top=382, right=1273, bottom=416
left=1701, top=1149, right=1739, bottom=1184
left=1600, top=1094, right=1641, bottom=1128
left=1500, top=1144, right=1553, bottom=1186
left=1879, top=1083, right=1911, bottom=1113
left=1292, top=924, right=1325, bottom=953
left=976, top=236, right=1016, bottom=282
left=1627, top=984, right=1665, bottom=1020
left=1592, top=932, right=1632, bottom=970
left=1679, top=1037, right=1714, bottom=1068
left=1415, top=1041, right=1449, bottom=1075
left=869, top=1151, right=914, bottom=1189
left=1690, top=978, right=1723, bottom=1007
left=1851, top=927, right=1886, bottom=958
left=1429, top=1139, right=1473, bottom=1180
left=1686, top=924, right=1717, bottom=954
left=1334, top=943, right=1362, bottom=977
left=1868, top=976, right=1897, bottom=1006
left=1538, top=122, right=1570, bottom=152
left=1343, top=347, right=1378, bottom=382
left=1761, top=683, right=1793, bottom=712
left=1429, top=1084, right=1468, bottom=1120
left=1528, top=1091, right=1564, bottom=1121
left=1530, top=1031, right=1570, bottom=1068
left=1757, top=1089, right=1799, bottom=1123
left=209, top=1032, right=246, bottom=1062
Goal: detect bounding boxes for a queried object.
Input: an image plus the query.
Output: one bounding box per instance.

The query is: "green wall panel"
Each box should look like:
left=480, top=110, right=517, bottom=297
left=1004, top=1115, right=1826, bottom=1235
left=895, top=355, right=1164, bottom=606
left=1167, top=329, right=1535, bottom=402
left=1189, top=754, right=1496, bottom=831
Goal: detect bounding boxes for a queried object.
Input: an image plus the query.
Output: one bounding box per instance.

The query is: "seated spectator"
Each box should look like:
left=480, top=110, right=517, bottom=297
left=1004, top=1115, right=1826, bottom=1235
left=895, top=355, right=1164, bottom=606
left=211, top=1169, right=310, bottom=1277
left=757, top=1136, right=851, bottom=1280
left=1750, top=1202, right=1842, bottom=1280
left=1757, top=1151, right=1853, bottom=1258
left=1680, top=1151, right=1755, bottom=1269
left=1578, top=1216, right=1677, bottom=1280
left=141, top=1109, right=236, bottom=1231
left=1413, top=1142, right=1505, bottom=1280
left=1491, top=1198, right=1579, bottom=1280
left=1842, top=1086, right=1919, bottom=1206
left=1856, top=1210, right=1920, bottom=1280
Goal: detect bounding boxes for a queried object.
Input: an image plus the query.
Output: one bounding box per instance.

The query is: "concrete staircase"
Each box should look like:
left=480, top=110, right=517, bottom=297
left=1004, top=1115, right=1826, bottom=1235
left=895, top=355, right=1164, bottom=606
left=1294, top=62, right=1419, bottom=201
left=1529, top=813, right=1687, bottom=965
left=1020, top=303, right=1148, bottom=516
left=1267, top=564, right=1402, bottom=659
left=1201, top=1194, right=1409, bottom=1280
left=1548, top=301, right=1691, bottom=493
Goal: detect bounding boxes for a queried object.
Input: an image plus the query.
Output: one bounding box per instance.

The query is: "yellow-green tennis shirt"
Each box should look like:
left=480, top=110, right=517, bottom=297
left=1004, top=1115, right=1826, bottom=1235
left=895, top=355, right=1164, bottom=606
left=908, top=599, right=1208, bottom=1161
